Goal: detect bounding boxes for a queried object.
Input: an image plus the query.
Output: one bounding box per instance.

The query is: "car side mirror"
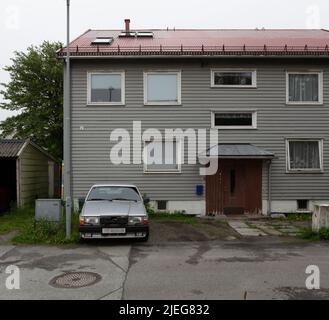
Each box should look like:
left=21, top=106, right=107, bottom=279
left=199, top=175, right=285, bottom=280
left=143, top=197, right=150, bottom=205
left=78, top=197, right=85, bottom=212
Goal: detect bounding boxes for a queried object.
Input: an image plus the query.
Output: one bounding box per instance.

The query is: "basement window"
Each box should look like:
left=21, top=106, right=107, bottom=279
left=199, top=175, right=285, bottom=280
left=297, top=200, right=309, bottom=211
left=157, top=200, right=168, bottom=211
left=211, top=111, right=257, bottom=129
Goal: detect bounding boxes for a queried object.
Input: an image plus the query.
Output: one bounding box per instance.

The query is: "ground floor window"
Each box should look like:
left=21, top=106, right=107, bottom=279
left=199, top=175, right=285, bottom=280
left=143, top=139, right=181, bottom=173
left=287, top=139, right=323, bottom=172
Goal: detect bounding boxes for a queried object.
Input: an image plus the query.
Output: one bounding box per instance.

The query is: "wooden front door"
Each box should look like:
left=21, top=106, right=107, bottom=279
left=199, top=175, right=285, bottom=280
left=206, top=159, right=262, bottom=215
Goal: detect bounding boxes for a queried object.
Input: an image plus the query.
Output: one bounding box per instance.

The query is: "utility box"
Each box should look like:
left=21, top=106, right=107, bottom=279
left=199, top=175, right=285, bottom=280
left=35, top=199, right=62, bottom=222
left=312, top=203, right=329, bottom=232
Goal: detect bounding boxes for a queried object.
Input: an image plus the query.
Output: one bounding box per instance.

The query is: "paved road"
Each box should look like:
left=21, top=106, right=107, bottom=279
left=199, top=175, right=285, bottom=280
left=0, top=239, right=329, bottom=299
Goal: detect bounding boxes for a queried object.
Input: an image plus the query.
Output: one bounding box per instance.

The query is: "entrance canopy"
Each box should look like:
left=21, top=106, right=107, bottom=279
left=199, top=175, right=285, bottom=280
left=200, top=143, right=274, bottom=159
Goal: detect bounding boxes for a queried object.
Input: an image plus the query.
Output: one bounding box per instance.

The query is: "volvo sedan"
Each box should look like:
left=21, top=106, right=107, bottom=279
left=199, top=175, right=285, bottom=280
left=79, top=184, right=149, bottom=241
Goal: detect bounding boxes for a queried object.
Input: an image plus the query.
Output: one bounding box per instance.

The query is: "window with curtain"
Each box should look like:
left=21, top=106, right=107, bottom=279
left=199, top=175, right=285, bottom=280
left=144, top=140, right=180, bottom=172
left=288, top=140, right=321, bottom=170
left=288, top=73, right=320, bottom=103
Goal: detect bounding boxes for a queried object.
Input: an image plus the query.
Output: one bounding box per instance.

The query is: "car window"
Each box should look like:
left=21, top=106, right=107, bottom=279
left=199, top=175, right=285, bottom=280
left=87, top=186, right=141, bottom=202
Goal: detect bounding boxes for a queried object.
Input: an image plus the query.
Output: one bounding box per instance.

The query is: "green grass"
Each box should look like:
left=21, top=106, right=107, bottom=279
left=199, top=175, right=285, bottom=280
left=299, top=227, right=329, bottom=241
left=148, top=212, right=198, bottom=225
left=0, top=206, right=35, bottom=235
left=286, top=213, right=312, bottom=222
left=0, top=206, right=80, bottom=244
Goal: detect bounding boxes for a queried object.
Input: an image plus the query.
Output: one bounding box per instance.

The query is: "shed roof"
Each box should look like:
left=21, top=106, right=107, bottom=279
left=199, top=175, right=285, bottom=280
left=0, top=139, right=26, bottom=157
left=58, top=28, right=329, bottom=58
left=201, top=143, right=274, bottom=158
left=0, top=138, right=59, bottom=162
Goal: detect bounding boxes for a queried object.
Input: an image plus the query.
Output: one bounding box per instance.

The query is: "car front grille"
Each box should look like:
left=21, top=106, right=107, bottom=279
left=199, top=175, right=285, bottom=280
left=100, top=216, right=128, bottom=226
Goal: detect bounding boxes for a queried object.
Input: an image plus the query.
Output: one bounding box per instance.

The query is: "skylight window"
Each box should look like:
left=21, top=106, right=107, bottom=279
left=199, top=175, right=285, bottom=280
left=91, top=37, right=113, bottom=45
left=136, top=31, right=154, bottom=38
left=118, top=31, right=136, bottom=37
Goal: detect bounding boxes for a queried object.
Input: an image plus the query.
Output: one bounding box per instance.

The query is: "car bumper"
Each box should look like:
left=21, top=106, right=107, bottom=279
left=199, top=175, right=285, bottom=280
left=79, top=225, right=149, bottom=239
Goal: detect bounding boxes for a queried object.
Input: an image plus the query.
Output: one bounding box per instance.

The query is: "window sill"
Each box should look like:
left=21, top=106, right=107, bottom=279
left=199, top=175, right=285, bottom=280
left=86, top=103, right=125, bottom=107
left=211, top=126, right=257, bottom=130
left=144, top=102, right=182, bottom=106
left=286, top=170, right=324, bottom=174
left=143, top=170, right=181, bottom=174
left=210, top=85, right=257, bottom=89
left=286, top=102, right=323, bottom=106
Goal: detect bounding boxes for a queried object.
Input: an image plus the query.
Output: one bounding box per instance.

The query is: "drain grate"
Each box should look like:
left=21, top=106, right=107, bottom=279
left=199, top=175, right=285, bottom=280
left=49, top=272, right=102, bottom=289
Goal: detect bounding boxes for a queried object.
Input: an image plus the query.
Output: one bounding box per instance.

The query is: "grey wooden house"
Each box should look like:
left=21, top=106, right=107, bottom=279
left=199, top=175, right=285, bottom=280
left=58, top=20, right=329, bottom=215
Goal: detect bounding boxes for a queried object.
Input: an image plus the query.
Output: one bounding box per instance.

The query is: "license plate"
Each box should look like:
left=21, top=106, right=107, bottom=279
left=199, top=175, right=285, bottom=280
left=102, top=228, right=126, bottom=234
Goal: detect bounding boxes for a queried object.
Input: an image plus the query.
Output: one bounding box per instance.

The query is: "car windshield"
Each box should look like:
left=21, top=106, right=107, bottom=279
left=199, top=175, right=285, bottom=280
left=87, top=186, right=142, bottom=202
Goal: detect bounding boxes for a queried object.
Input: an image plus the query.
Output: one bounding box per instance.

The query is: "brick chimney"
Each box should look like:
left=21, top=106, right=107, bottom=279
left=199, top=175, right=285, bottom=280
left=125, top=19, right=130, bottom=33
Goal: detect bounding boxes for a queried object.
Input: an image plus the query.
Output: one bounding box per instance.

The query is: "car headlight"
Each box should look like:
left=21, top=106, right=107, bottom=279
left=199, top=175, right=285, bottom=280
left=128, top=216, right=144, bottom=225
left=80, top=216, right=100, bottom=225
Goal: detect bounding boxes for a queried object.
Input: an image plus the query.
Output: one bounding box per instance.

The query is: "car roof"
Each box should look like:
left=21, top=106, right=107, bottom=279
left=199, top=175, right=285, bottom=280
left=90, top=184, right=138, bottom=188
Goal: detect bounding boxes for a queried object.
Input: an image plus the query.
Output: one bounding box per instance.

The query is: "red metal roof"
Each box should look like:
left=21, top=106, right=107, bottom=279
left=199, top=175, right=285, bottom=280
left=58, top=29, right=329, bottom=57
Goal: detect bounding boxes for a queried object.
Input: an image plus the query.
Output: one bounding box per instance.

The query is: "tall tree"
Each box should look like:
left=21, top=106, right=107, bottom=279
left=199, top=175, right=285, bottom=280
left=0, top=41, right=64, bottom=159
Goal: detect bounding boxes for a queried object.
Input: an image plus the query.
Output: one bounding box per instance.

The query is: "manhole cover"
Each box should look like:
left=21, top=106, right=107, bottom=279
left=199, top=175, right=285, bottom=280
left=49, top=272, right=102, bottom=289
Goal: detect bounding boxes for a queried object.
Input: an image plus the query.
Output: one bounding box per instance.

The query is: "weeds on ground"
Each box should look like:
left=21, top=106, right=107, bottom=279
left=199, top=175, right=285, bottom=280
left=286, top=213, right=312, bottom=222
left=299, top=227, right=329, bottom=241
left=148, top=211, right=198, bottom=225
left=0, top=206, right=80, bottom=244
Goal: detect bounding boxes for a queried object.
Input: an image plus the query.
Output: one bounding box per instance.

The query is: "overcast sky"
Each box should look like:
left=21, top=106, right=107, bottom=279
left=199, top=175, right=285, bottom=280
left=0, top=0, right=328, bottom=122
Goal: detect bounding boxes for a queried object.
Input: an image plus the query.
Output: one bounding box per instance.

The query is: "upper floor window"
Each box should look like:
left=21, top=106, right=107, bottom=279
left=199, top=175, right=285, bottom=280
left=286, top=139, right=323, bottom=172
left=211, top=110, right=257, bottom=129
left=87, top=72, right=125, bottom=105
left=143, top=139, right=181, bottom=173
left=286, top=72, right=323, bottom=104
left=144, top=71, right=181, bottom=105
left=211, top=70, right=257, bottom=88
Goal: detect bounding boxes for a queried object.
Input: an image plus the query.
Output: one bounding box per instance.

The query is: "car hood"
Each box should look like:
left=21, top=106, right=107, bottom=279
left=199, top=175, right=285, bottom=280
left=81, top=200, right=146, bottom=217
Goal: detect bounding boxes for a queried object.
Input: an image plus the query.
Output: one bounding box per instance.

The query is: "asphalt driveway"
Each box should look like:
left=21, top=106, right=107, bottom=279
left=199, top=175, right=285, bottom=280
left=1, top=238, right=329, bottom=300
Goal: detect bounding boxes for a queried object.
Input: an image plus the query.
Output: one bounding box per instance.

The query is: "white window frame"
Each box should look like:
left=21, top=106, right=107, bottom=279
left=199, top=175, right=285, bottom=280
left=143, top=139, right=182, bottom=173
left=143, top=71, right=182, bottom=105
left=286, top=138, right=323, bottom=173
left=211, top=110, right=257, bottom=130
left=87, top=71, right=125, bottom=105
left=286, top=71, right=323, bottom=105
left=211, top=69, right=257, bottom=88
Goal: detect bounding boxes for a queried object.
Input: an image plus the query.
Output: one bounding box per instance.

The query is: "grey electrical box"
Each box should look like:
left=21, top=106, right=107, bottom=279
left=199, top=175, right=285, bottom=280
left=35, top=199, right=62, bottom=222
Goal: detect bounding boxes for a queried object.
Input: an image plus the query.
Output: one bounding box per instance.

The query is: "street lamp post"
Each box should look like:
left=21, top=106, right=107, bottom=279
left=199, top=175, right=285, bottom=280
left=64, top=0, right=72, bottom=238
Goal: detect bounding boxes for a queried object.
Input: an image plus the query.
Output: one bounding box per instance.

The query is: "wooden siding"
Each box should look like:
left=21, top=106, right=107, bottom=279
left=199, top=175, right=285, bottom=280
left=70, top=58, right=329, bottom=202
left=19, top=144, right=60, bottom=206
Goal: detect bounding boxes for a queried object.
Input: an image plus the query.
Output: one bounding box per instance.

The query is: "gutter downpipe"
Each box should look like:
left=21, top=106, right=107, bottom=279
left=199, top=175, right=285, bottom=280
left=64, top=0, right=72, bottom=238
left=267, top=160, right=272, bottom=215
